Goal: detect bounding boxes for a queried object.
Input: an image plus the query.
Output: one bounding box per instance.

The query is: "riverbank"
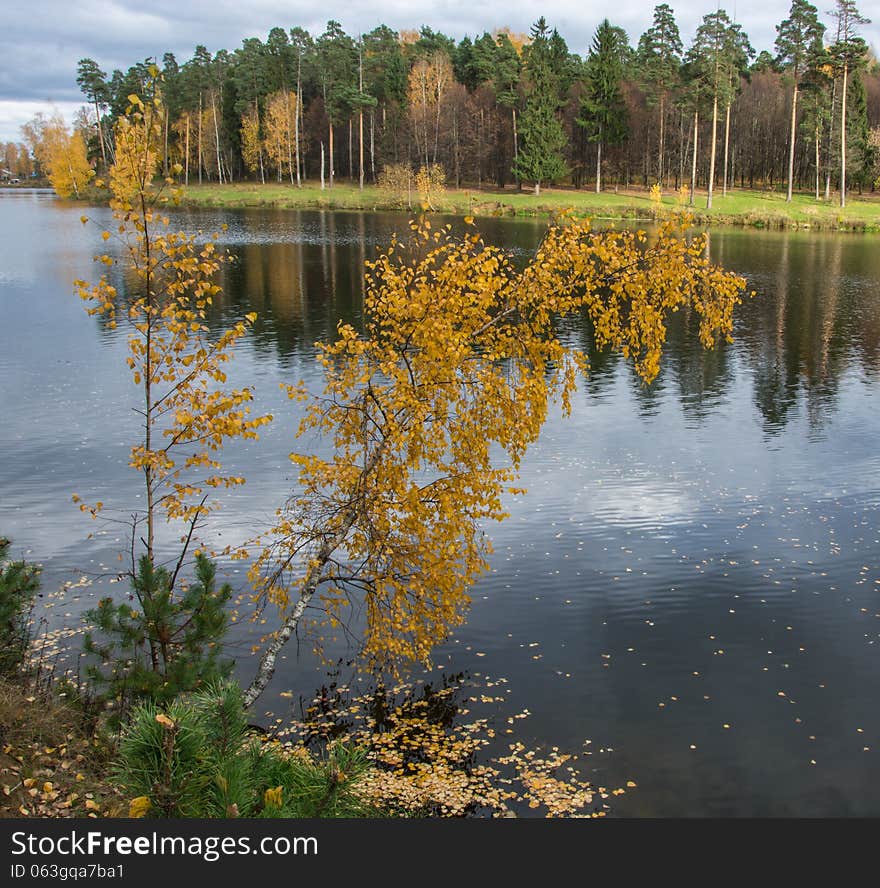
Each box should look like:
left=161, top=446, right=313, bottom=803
left=178, top=182, right=880, bottom=232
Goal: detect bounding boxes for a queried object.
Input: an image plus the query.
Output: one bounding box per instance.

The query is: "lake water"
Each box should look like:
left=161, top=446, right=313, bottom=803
left=2, top=188, right=880, bottom=816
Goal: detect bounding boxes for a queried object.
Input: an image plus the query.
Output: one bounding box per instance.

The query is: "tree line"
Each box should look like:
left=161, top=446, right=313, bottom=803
left=14, top=1, right=880, bottom=207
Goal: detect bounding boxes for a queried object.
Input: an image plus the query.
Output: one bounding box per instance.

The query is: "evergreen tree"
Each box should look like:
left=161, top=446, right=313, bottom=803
left=775, top=0, right=825, bottom=201
left=317, top=21, right=358, bottom=187
left=828, top=0, right=870, bottom=207
left=580, top=19, right=630, bottom=193
left=637, top=4, right=683, bottom=185
left=75, top=58, right=110, bottom=170
left=799, top=42, right=834, bottom=198
left=493, top=33, right=523, bottom=183
left=687, top=10, right=753, bottom=208
left=846, top=71, right=874, bottom=192
left=0, top=538, right=40, bottom=677
left=513, top=18, right=568, bottom=195
left=84, top=554, right=233, bottom=722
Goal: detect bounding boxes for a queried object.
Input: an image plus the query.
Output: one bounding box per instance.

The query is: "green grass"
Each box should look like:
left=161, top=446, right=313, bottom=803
left=180, top=181, right=880, bottom=232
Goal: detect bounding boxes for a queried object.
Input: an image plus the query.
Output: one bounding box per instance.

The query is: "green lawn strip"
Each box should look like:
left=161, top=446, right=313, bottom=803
left=179, top=183, right=880, bottom=231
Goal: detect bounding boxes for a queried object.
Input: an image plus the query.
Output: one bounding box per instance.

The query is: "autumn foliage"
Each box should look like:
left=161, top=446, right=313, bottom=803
left=243, top=212, right=745, bottom=704
left=73, top=75, right=270, bottom=706
left=22, top=112, right=93, bottom=198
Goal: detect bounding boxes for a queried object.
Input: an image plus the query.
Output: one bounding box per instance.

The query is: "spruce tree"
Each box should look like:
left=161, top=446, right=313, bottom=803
left=580, top=19, right=630, bottom=193
left=637, top=5, right=683, bottom=185
left=513, top=18, right=568, bottom=195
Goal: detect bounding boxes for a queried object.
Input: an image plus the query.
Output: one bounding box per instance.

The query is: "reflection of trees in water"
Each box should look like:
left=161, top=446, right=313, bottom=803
left=215, top=216, right=368, bottom=362
left=202, top=210, right=549, bottom=365
left=733, top=233, right=880, bottom=436
left=117, top=212, right=879, bottom=435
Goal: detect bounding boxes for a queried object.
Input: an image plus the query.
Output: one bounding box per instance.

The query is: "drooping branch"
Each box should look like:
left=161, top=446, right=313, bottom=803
left=244, top=216, right=746, bottom=708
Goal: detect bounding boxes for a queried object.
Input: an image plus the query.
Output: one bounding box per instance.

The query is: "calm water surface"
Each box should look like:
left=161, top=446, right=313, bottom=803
left=2, top=188, right=880, bottom=816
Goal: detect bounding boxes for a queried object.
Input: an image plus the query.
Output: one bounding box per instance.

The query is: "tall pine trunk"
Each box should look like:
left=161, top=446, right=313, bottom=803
left=512, top=107, right=519, bottom=189
left=707, top=95, right=718, bottom=210
left=197, top=93, right=203, bottom=185
left=329, top=124, right=334, bottom=188
left=370, top=110, right=375, bottom=182
left=786, top=81, right=799, bottom=202
left=94, top=99, right=107, bottom=172
left=840, top=61, right=847, bottom=209
left=722, top=101, right=731, bottom=197
left=658, top=93, right=665, bottom=186
left=211, top=93, right=223, bottom=185
left=295, top=63, right=302, bottom=187
left=690, top=110, right=699, bottom=206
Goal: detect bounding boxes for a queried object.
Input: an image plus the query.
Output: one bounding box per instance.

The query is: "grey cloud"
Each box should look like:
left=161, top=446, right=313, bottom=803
left=1, top=1, right=877, bottom=112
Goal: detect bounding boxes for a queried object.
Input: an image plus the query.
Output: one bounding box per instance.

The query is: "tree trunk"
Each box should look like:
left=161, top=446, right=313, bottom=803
left=722, top=101, right=731, bottom=197
left=329, top=124, right=334, bottom=188
left=815, top=125, right=820, bottom=200
left=184, top=113, right=190, bottom=186
left=512, top=107, right=519, bottom=189
left=211, top=93, right=223, bottom=182
left=595, top=136, right=602, bottom=194
left=370, top=110, right=375, bottom=182
left=295, top=59, right=302, bottom=187
left=658, top=93, right=665, bottom=186
left=690, top=110, right=699, bottom=206
left=534, top=181, right=540, bottom=196
left=786, top=81, right=798, bottom=202
left=243, top=444, right=385, bottom=708
left=358, top=47, right=364, bottom=191
left=320, top=140, right=325, bottom=190
left=94, top=99, right=107, bottom=172
left=163, top=107, right=169, bottom=177
left=359, top=111, right=364, bottom=190
left=825, top=74, right=836, bottom=201
left=198, top=93, right=203, bottom=185
left=286, top=93, right=295, bottom=185
left=840, top=61, right=847, bottom=209
left=348, top=118, right=353, bottom=181
left=707, top=94, right=718, bottom=210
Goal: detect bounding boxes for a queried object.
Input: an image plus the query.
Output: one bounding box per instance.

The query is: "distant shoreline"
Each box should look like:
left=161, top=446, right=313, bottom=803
left=173, top=182, right=880, bottom=233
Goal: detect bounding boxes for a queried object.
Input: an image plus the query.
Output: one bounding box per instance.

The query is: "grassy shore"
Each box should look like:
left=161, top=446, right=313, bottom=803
left=179, top=181, right=880, bottom=232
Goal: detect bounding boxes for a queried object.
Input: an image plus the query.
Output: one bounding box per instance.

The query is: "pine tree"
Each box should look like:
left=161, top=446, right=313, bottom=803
left=580, top=19, right=630, bottom=193
left=829, top=0, right=870, bottom=207
left=637, top=5, right=683, bottom=186
left=513, top=18, right=568, bottom=195
left=775, top=0, right=826, bottom=201
left=84, top=554, right=232, bottom=721
left=0, top=539, right=40, bottom=677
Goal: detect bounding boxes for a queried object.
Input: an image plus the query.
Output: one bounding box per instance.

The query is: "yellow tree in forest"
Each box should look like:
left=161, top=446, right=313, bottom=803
left=264, top=90, right=298, bottom=184
left=242, top=215, right=746, bottom=705
left=22, top=111, right=93, bottom=197
left=240, top=104, right=265, bottom=183
left=408, top=53, right=454, bottom=168
left=74, top=77, right=271, bottom=703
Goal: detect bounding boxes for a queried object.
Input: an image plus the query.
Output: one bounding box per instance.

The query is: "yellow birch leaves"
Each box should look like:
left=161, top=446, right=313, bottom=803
left=251, top=214, right=745, bottom=670
left=74, top=79, right=271, bottom=532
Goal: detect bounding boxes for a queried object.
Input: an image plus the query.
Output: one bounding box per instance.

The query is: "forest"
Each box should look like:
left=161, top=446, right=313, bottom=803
left=5, top=2, right=879, bottom=205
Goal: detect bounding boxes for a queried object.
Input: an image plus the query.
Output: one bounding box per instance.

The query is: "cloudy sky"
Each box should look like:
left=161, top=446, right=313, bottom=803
left=1, top=0, right=877, bottom=142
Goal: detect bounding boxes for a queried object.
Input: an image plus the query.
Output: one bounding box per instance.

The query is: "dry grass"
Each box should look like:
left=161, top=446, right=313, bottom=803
left=0, top=678, right=119, bottom=818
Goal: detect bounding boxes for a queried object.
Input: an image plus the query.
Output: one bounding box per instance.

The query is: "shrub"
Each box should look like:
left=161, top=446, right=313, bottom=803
left=83, top=553, right=232, bottom=722
left=0, top=538, right=40, bottom=677
left=114, top=681, right=380, bottom=818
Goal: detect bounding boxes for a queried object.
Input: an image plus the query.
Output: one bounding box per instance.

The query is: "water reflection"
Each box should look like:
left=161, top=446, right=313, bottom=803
left=192, top=212, right=880, bottom=438
left=3, top=193, right=880, bottom=817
